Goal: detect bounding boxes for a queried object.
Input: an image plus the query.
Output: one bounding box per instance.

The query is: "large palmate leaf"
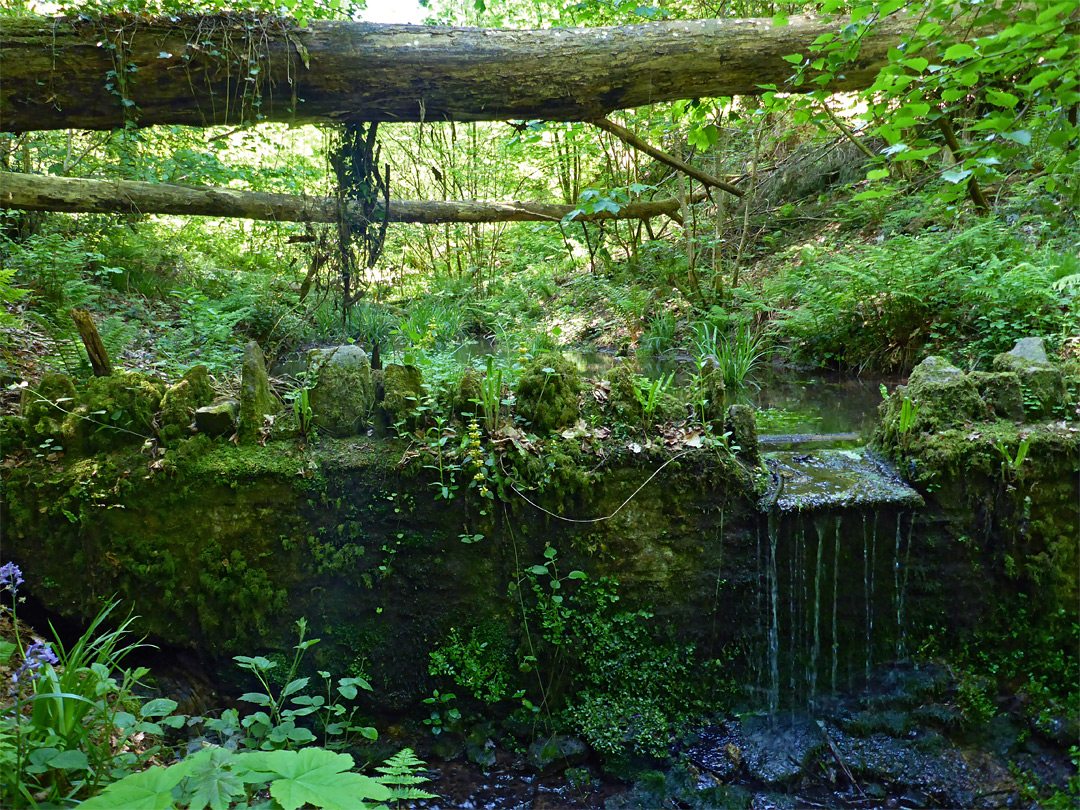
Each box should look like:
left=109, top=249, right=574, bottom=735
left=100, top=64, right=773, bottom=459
left=238, top=748, right=391, bottom=810
left=78, top=761, right=193, bottom=810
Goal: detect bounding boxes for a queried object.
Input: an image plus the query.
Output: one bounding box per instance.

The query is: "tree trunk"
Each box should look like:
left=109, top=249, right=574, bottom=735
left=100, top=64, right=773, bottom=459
left=70, top=308, right=111, bottom=377
left=0, top=170, right=697, bottom=224
left=0, top=13, right=920, bottom=133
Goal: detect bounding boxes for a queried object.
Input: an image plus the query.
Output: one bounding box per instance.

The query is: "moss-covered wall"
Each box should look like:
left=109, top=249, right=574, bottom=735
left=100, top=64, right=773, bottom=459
left=0, top=433, right=762, bottom=708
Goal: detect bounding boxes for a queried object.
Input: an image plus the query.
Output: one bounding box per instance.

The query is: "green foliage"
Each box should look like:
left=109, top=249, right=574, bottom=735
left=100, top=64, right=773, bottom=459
left=639, top=310, right=679, bottom=357
left=374, top=748, right=437, bottom=805
left=429, top=624, right=515, bottom=704
left=78, top=746, right=392, bottom=810
left=510, top=548, right=717, bottom=760
left=692, top=322, right=771, bottom=391
left=226, top=619, right=377, bottom=751
left=0, top=599, right=175, bottom=808
left=631, top=370, right=675, bottom=429
left=775, top=0, right=1079, bottom=207
left=778, top=221, right=1075, bottom=371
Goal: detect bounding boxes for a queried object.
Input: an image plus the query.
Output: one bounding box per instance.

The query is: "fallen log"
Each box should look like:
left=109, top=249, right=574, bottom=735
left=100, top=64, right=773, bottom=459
left=0, top=171, right=698, bottom=224
left=0, top=13, right=922, bottom=133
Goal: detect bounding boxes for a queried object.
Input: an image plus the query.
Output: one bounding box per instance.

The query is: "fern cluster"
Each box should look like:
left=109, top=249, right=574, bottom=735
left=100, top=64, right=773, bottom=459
left=775, top=220, right=1076, bottom=371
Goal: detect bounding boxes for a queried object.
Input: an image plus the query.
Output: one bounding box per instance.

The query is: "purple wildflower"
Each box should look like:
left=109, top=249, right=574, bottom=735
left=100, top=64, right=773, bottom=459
left=0, top=562, right=23, bottom=595
left=11, top=641, right=59, bottom=687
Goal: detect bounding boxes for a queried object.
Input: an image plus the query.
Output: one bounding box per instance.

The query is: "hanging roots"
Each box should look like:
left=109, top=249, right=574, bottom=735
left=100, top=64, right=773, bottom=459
left=331, top=122, right=390, bottom=319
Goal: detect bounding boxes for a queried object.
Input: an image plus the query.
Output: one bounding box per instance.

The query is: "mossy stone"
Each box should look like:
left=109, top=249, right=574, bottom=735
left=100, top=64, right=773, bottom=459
left=514, top=353, right=581, bottom=433
left=968, top=371, right=1024, bottom=421
left=160, top=365, right=215, bottom=444
left=604, top=362, right=644, bottom=425
left=21, top=373, right=78, bottom=446
left=76, top=372, right=165, bottom=453
left=306, top=345, right=373, bottom=437
left=725, top=404, right=759, bottom=465
left=378, top=363, right=425, bottom=430
left=882, top=356, right=984, bottom=436
left=992, top=352, right=1067, bottom=419
left=195, top=397, right=240, bottom=437
left=238, top=342, right=280, bottom=445
left=452, top=367, right=484, bottom=420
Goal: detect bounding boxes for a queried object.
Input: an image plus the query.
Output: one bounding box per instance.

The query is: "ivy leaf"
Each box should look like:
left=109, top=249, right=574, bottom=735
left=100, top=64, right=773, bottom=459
left=240, top=748, right=391, bottom=810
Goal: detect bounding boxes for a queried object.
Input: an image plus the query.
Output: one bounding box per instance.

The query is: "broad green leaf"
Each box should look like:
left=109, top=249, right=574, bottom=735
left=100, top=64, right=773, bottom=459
left=528, top=565, right=549, bottom=575
left=943, top=43, right=976, bottom=60
left=186, top=747, right=246, bottom=810
left=866, top=168, right=891, bottom=181
left=79, top=763, right=192, bottom=810
left=986, top=89, right=1019, bottom=109
left=239, top=692, right=274, bottom=706
left=140, top=698, right=179, bottom=717
left=241, top=748, right=391, bottom=810
left=852, top=189, right=893, bottom=200
left=281, top=677, right=311, bottom=698
left=567, top=570, right=588, bottom=580
left=781, top=53, right=803, bottom=64
left=0, top=641, right=15, bottom=665
left=902, top=57, right=929, bottom=72
left=50, top=749, right=89, bottom=770
left=1002, top=130, right=1032, bottom=145
left=942, top=169, right=973, bottom=183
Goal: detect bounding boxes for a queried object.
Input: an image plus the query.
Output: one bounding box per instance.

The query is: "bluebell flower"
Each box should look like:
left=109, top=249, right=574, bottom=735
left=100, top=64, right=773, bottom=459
left=12, top=641, right=59, bottom=687
left=0, top=562, right=23, bottom=595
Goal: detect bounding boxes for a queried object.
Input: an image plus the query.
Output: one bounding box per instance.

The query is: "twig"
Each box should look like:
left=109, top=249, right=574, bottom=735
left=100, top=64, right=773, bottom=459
left=816, top=720, right=868, bottom=801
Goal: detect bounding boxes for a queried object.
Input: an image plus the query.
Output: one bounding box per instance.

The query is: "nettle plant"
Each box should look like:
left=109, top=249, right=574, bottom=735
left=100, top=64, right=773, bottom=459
left=768, top=0, right=1079, bottom=210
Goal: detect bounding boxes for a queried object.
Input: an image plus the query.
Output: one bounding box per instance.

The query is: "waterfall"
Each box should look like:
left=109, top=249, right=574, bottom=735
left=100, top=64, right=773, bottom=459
left=831, top=514, right=842, bottom=695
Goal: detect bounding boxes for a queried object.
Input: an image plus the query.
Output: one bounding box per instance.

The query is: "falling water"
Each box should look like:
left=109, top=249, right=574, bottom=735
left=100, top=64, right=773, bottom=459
left=897, top=513, right=915, bottom=659
left=766, top=511, right=780, bottom=716
left=831, top=514, right=842, bottom=695
left=894, top=515, right=902, bottom=659
left=790, top=521, right=800, bottom=700
left=810, top=517, right=826, bottom=709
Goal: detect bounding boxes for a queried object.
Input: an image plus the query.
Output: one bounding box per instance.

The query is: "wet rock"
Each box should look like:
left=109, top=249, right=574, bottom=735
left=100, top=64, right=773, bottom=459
left=527, top=735, right=588, bottom=774
left=238, top=342, right=280, bottom=444
left=306, top=345, right=374, bottom=437
left=514, top=353, right=581, bottom=433
left=739, top=715, right=821, bottom=785
left=195, top=397, right=240, bottom=437
left=1006, top=337, right=1049, bottom=364
left=685, top=722, right=742, bottom=782
left=880, top=357, right=984, bottom=438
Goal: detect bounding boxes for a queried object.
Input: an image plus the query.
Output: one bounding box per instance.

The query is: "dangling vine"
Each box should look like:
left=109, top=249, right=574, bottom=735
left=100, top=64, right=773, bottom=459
left=330, top=122, right=390, bottom=323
